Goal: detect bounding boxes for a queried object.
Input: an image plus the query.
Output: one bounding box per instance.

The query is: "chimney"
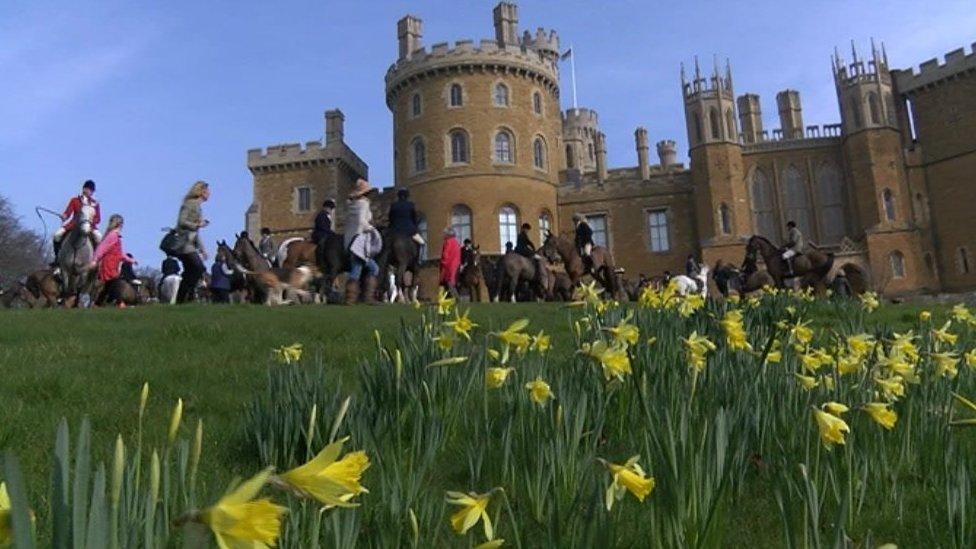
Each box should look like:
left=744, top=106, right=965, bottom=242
left=492, top=2, right=519, bottom=47
left=736, top=94, right=764, bottom=143
left=635, top=127, right=650, bottom=180
left=325, top=109, right=344, bottom=145
left=397, top=15, right=423, bottom=60
left=776, top=90, right=804, bottom=139
left=595, top=132, right=608, bottom=183
left=656, top=140, right=677, bottom=168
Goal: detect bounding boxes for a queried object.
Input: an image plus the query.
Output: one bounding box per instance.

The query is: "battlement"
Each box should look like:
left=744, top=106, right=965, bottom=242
left=522, top=27, right=559, bottom=54
left=893, top=43, right=976, bottom=93
left=562, top=107, right=599, bottom=127
left=681, top=56, right=734, bottom=101
left=833, top=40, right=891, bottom=88
left=247, top=140, right=368, bottom=177
left=559, top=164, right=691, bottom=197
left=741, top=123, right=843, bottom=153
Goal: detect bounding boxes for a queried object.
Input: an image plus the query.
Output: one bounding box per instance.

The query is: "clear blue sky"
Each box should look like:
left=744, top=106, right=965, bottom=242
left=2, top=0, right=974, bottom=267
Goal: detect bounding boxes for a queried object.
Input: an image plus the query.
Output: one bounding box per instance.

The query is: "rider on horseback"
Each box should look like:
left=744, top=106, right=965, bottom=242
left=388, top=188, right=425, bottom=246
left=52, top=180, right=101, bottom=268
left=311, top=199, right=336, bottom=267
left=573, top=213, right=594, bottom=270
left=258, top=228, right=276, bottom=267
left=781, top=221, right=805, bottom=277
left=514, top=223, right=536, bottom=257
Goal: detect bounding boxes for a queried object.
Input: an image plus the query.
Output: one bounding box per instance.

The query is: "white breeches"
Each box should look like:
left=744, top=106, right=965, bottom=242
left=583, top=243, right=592, bottom=256
left=412, top=233, right=426, bottom=245
left=782, top=249, right=797, bottom=260
left=54, top=227, right=101, bottom=243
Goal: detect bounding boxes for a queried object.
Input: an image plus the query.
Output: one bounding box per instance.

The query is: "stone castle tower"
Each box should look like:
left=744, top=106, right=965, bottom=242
left=385, top=2, right=564, bottom=256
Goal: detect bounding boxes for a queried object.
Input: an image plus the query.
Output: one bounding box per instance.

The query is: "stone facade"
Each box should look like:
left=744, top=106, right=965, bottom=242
left=246, top=4, right=976, bottom=297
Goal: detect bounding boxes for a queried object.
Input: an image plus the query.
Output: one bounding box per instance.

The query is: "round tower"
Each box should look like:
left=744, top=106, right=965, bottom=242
left=561, top=107, right=600, bottom=173
left=656, top=139, right=678, bottom=168
left=385, top=3, right=562, bottom=257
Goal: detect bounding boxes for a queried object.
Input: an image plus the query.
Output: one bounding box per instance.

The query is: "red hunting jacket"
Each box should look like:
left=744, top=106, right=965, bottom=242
left=61, top=195, right=101, bottom=231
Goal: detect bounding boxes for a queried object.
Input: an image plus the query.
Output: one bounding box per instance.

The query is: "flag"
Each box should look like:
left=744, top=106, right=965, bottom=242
left=560, top=48, right=573, bottom=60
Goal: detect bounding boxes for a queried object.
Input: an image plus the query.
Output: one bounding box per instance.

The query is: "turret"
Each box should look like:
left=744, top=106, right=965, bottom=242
left=635, top=127, right=650, bottom=180
left=737, top=94, right=763, bottom=143
left=493, top=2, right=519, bottom=48
left=776, top=90, right=804, bottom=139
left=595, top=132, right=608, bottom=184
left=682, top=57, right=738, bottom=147
left=656, top=140, right=677, bottom=168
left=833, top=39, right=896, bottom=133
left=397, top=15, right=423, bottom=60
left=325, top=109, right=344, bottom=145
left=561, top=108, right=600, bottom=174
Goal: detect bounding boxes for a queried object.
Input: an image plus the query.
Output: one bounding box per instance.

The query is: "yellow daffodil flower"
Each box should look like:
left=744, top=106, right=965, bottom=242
left=794, top=373, right=819, bottom=391
left=486, top=367, right=514, bottom=389
left=720, top=309, right=753, bottom=352
left=846, top=334, right=875, bottom=358
left=433, top=332, right=455, bottom=351
left=891, top=331, right=920, bottom=363
left=496, top=319, right=531, bottom=352
left=581, top=341, right=632, bottom=381
left=529, top=330, right=551, bottom=353
left=606, top=320, right=640, bottom=347
left=683, top=331, right=716, bottom=373
left=0, top=482, right=10, bottom=547
left=445, top=310, right=478, bottom=341
left=821, top=375, right=835, bottom=391
left=474, top=540, right=506, bottom=549
left=880, top=354, right=917, bottom=382
left=436, top=288, right=456, bottom=316
left=525, top=378, right=553, bottom=406
left=278, top=437, right=370, bottom=508
left=875, top=376, right=906, bottom=401
left=836, top=354, right=861, bottom=376
left=800, top=351, right=824, bottom=374
left=677, top=294, right=705, bottom=317
left=572, top=281, right=603, bottom=307
left=790, top=321, right=814, bottom=345
left=965, top=350, right=976, bottom=370
left=919, top=310, right=932, bottom=322
left=601, top=456, right=656, bottom=511
left=201, top=467, right=287, bottom=549
left=859, top=291, right=880, bottom=313
left=932, top=321, right=959, bottom=348
left=951, top=304, right=974, bottom=324
left=863, top=403, right=898, bottom=430
left=813, top=408, right=850, bottom=448
left=272, top=343, right=303, bottom=364
left=764, top=340, right=783, bottom=365
left=932, top=352, right=960, bottom=378
left=445, top=490, right=494, bottom=540
left=822, top=402, right=849, bottom=416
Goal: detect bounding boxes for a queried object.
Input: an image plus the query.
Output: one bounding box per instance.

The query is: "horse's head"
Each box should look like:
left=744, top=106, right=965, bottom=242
left=540, top=231, right=560, bottom=263
left=75, top=204, right=95, bottom=235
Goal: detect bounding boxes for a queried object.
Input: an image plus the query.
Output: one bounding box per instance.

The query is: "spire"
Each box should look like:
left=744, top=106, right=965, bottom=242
left=680, top=62, right=686, bottom=86
left=725, top=57, right=733, bottom=90
left=694, top=55, right=701, bottom=81
left=882, top=41, right=889, bottom=67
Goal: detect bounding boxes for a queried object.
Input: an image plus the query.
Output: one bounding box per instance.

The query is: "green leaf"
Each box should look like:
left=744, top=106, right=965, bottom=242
left=2, top=452, right=37, bottom=549
left=51, top=418, right=70, bottom=548
left=73, top=418, right=92, bottom=548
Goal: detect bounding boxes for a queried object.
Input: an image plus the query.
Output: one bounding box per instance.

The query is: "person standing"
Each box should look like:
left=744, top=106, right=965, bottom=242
left=440, top=227, right=461, bottom=298
left=781, top=220, right=804, bottom=276
left=344, top=179, right=381, bottom=304
left=388, top=188, right=425, bottom=245
left=89, top=214, right=136, bottom=306
left=174, top=180, right=210, bottom=304
left=210, top=256, right=233, bottom=303
left=258, top=228, right=276, bottom=267
left=52, top=179, right=102, bottom=268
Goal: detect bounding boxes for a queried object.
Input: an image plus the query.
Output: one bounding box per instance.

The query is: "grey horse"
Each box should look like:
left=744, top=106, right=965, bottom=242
left=57, top=208, right=96, bottom=307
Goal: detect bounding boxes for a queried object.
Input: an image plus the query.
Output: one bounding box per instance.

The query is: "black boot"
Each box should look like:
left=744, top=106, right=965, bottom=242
left=50, top=240, right=61, bottom=268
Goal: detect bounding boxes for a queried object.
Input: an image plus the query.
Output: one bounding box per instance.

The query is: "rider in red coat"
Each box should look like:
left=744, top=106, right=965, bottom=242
left=53, top=180, right=102, bottom=262
left=439, top=227, right=461, bottom=296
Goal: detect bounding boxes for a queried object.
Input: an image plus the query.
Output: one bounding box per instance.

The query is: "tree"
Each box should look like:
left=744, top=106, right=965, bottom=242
left=0, top=194, right=47, bottom=284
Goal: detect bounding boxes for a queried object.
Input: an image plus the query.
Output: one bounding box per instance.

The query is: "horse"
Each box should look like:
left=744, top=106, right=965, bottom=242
left=458, top=246, right=486, bottom=302
left=493, top=252, right=548, bottom=303
left=713, top=259, right=775, bottom=297
left=278, top=237, right=316, bottom=269
left=56, top=207, right=97, bottom=307
left=671, top=264, right=710, bottom=297
left=376, top=230, right=420, bottom=304
left=220, top=239, right=316, bottom=306
left=550, top=270, right=574, bottom=301
left=539, top=232, right=621, bottom=299
left=745, top=235, right=834, bottom=290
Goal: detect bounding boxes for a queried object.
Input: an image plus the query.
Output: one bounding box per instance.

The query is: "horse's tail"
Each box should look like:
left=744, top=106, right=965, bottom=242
left=820, top=253, right=835, bottom=278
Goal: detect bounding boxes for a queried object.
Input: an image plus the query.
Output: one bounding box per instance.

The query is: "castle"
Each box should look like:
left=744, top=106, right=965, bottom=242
left=246, top=2, right=976, bottom=296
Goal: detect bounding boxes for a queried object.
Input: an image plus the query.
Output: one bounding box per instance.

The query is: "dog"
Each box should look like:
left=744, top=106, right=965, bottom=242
left=245, top=265, right=319, bottom=305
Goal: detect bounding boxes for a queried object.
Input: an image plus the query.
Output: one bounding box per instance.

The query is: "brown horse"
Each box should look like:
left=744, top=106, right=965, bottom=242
left=458, top=246, right=486, bottom=302
left=712, top=259, right=775, bottom=297
left=278, top=238, right=316, bottom=269
left=745, top=235, right=833, bottom=290
left=493, top=252, right=548, bottom=303
left=540, top=232, right=620, bottom=298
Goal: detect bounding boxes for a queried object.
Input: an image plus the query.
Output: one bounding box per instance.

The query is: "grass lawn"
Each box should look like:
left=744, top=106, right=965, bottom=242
left=0, top=300, right=948, bottom=545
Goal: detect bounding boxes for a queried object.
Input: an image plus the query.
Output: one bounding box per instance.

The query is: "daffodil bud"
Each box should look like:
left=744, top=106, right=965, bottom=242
left=168, top=398, right=183, bottom=444
left=150, top=451, right=161, bottom=503
left=408, top=508, right=419, bottom=547
left=191, top=420, right=204, bottom=475
left=139, top=382, right=149, bottom=419
left=111, top=435, right=125, bottom=505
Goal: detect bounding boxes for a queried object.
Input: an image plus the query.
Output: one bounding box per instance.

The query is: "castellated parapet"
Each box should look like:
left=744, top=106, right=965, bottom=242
left=562, top=107, right=600, bottom=173
left=247, top=110, right=367, bottom=177
left=892, top=43, right=976, bottom=93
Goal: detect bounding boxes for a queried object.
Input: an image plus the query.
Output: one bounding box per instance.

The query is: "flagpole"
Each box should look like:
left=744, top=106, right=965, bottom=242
left=570, top=43, right=578, bottom=110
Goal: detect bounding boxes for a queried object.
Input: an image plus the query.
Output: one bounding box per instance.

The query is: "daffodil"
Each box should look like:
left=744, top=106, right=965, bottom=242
left=765, top=340, right=782, bottom=365
left=794, top=373, right=819, bottom=391
left=932, top=351, right=960, bottom=378
left=525, top=378, right=553, bottom=406
left=813, top=408, right=850, bottom=448
left=445, top=310, right=478, bottom=341
left=800, top=351, right=825, bottom=374
left=846, top=334, right=875, bottom=358
left=677, top=294, right=705, bottom=317
left=278, top=437, right=370, bottom=508
left=932, top=321, right=959, bottom=348
left=951, top=303, right=974, bottom=324
left=919, top=310, right=932, bottom=322
left=891, top=331, right=920, bottom=363
left=474, top=540, right=506, bottom=549
left=572, top=281, right=603, bottom=307
left=683, top=331, right=716, bottom=373
left=436, top=288, right=456, bottom=316
left=790, top=321, right=814, bottom=345
left=880, top=353, right=917, bottom=381
left=863, top=403, right=898, bottom=430
left=446, top=490, right=494, bottom=540
left=859, top=291, right=880, bottom=313
left=822, top=401, right=850, bottom=416
left=720, top=309, right=753, bottom=352
left=272, top=343, right=303, bottom=364
left=486, top=367, right=514, bottom=389
left=836, top=354, right=861, bottom=376
left=601, top=456, right=656, bottom=510
left=0, top=482, right=10, bottom=547
left=581, top=340, right=632, bottom=381
left=168, top=398, right=183, bottom=444
left=875, top=376, right=906, bottom=401
left=529, top=330, right=551, bottom=353
left=433, top=331, right=455, bottom=351
left=606, top=319, right=639, bottom=347
left=965, top=350, right=976, bottom=370
left=201, top=467, right=287, bottom=549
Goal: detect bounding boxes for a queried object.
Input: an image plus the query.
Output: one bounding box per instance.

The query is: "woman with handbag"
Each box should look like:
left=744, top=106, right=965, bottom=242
left=173, top=180, right=210, bottom=304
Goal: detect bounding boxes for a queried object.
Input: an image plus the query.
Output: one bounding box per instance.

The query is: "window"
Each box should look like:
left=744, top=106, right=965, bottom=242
left=565, top=145, right=575, bottom=169
left=450, top=130, right=469, bottom=164
left=709, top=107, right=721, bottom=139
left=588, top=143, right=595, bottom=161
left=719, top=203, right=732, bottom=235
left=693, top=112, right=703, bottom=143
left=451, top=205, right=472, bottom=244
left=493, top=83, right=509, bottom=107
left=959, top=247, right=972, bottom=274
left=498, top=206, right=518, bottom=252
left=494, top=131, right=513, bottom=164
left=297, top=187, right=311, bottom=212
left=882, top=189, right=896, bottom=221
left=538, top=211, right=551, bottom=243
left=816, top=162, right=847, bottom=244
left=412, top=138, right=426, bottom=173
left=588, top=214, right=608, bottom=248
left=867, top=92, right=881, bottom=125
left=726, top=109, right=736, bottom=141
left=782, top=164, right=813, bottom=240
left=750, top=169, right=779, bottom=243
left=848, top=96, right=862, bottom=129
left=449, top=84, right=463, bottom=107
left=417, top=216, right=428, bottom=261
left=890, top=251, right=906, bottom=279
left=647, top=209, right=670, bottom=252
left=533, top=137, right=546, bottom=170
left=533, top=91, right=543, bottom=115
left=411, top=93, right=422, bottom=117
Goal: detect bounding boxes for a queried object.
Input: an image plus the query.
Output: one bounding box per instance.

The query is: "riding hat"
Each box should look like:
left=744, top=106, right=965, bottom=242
left=83, top=180, right=96, bottom=191
left=348, top=179, right=375, bottom=199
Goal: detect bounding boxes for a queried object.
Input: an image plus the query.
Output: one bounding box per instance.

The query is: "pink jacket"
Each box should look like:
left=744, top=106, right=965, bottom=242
left=93, top=229, right=135, bottom=282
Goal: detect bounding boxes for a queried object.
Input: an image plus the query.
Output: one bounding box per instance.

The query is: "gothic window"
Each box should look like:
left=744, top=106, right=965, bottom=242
left=749, top=168, right=779, bottom=243
left=498, top=205, right=519, bottom=252
left=417, top=216, right=428, bottom=261
left=538, top=211, right=551, bottom=244
left=693, top=112, right=703, bottom=143
left=494, top=130, right=514, bottom=164
left=867, top=92, right=881, bottom=125
left=848, top=96, right=862, bottom=129
left=494, top=83, right=509, bottom=107
left=815, top=162, right=847, bottom=245
left=959, top=247, right=972, bottom=274
left=412, top=138, right=426, bottom=173
left=719, top=203, right=732, bottom=235
left=449, top=130, right=469, bottom=164
left=725, top=108, right=736, bottom=141
left=890, top=251, right=906, bottom=279
left=449, top=84, right=463, bottom=107
left=565, top=145, right=575, bottom=169
left=533, top=91, right=543, bottom=115
left=781, top=164, right=813, bottom=240
left=709, top=107, right=721, bottom=140
left=451, top=205, right=472, bottom=243
left=588, top=143, right=595, bottom=161
left=411, top=93, right=422, bottom=117
left=882, top=188, right=896, bottom=221
left=533, top=137, right=546, bottom=170
left=647, top=209, right=670, bottom=252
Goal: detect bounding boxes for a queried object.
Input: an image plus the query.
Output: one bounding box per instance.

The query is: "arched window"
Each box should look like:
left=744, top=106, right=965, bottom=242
left=417, top=216, right=428, bottom=261
left=848, top=96, right=862, bottom=129
left=493, top=83, right=509, bottom=107
left=882, top=188, right=896, bottom=221
left=890, top=251, right=906, bottom=279
left=412, top=138, right=426, bottom=173
left=725, top=109, right=736, bottom=141
left=533, top=91, right=543, bottom=115
left=533, top=137, right=546, bottom=170
left=693, top=112, right=703, bottom=143
left=498, top=205, right=518, bottom=252
left=588, top=143, right=595, bottom=161
left=449, top=130, right=469, bottom=164
left=750, top=168, right=778, bottom=242
left=816, top=162, right=847, bottom=244
left=709, top=107, right=721, bottom=139
left=719, top=203, right=732, bottom=235
left=867, top=92, right=881, bottom=125
left=565, top=145, right=575, bottom=169
left=449, top=84, right=463, bottom=107
left=451, top=205, right=472, bottom=243
left=494, top=130, right=514, bottom=164
left=538, top=211, right=551, bottom=244
left=782, top=164, right=813, bottom=239
left=411, top=93, right=422, bottom=117
left=959, top=247, right=972, bottom=274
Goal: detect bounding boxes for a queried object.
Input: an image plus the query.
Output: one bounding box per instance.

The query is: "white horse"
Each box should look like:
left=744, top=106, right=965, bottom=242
left=672, top=265, right=709, bottom=298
